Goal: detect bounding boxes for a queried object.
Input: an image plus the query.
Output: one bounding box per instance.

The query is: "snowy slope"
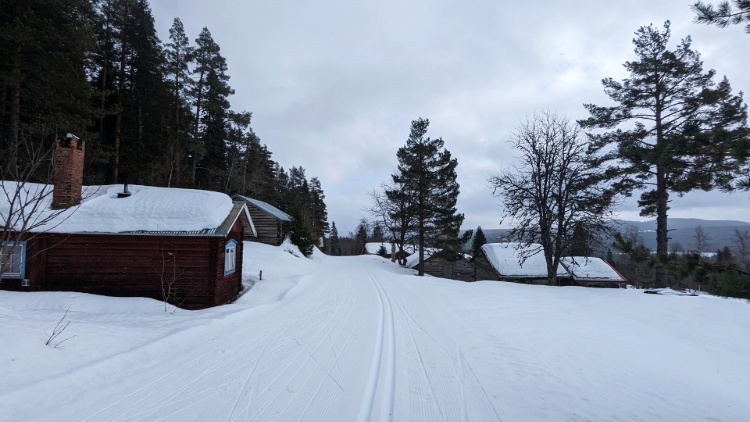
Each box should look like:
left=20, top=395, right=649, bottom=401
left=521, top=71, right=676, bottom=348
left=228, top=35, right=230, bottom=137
left=1, top=242, right=749, bottom=421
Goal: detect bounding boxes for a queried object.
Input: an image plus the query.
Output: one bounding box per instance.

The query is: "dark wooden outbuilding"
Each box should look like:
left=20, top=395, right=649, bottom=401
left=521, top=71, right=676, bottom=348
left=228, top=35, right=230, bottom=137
left=233, top=195, right=291, bottom=246
left=414, top=255, right=476, bottom=282
left=474, top=243, right=572, bottom=285
left=560, top=256, right=626, bottom=288
left=2, top=201, right=255, bottom=309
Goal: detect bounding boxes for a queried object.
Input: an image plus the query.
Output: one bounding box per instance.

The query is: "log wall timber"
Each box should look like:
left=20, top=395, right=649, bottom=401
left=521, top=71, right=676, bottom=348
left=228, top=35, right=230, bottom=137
left=421, top=257, right=476, bottom=282
left=11, top=223, right=245, bottom=309
left=473, top=250, right=501, bottom=281
left=245, top=204, right=286, bottom=246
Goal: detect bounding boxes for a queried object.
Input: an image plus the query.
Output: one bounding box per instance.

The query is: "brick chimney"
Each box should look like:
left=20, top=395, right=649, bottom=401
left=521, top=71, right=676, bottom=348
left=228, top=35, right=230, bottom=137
left=51, top=134, right=84, bottom=210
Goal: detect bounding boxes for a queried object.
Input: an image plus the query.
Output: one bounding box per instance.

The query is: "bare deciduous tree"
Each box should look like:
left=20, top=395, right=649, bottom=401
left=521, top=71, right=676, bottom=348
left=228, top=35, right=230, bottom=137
left=489, top=111, right=616, bottom=285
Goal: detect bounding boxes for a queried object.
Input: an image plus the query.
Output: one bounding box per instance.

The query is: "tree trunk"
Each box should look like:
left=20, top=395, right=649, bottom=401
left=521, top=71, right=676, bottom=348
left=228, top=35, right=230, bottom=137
left=655, top=167, right=669, bottom=286
left=191, top=71, right=204, bottom=186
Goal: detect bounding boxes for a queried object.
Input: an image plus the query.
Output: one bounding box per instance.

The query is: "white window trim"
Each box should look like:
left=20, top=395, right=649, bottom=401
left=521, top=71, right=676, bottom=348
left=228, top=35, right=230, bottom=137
left=224, top=239, right=237, bottom=276
left=1, top=241, right=27, bottom=279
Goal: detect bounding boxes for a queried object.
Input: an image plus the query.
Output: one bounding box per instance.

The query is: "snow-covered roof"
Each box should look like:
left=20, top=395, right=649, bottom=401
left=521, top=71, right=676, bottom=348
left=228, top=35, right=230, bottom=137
left=234, top=195, right=291, bottom=222
left=1, top=181, right=249, bottom=235
left=560, top=257, right=626, bottom=282
left=480, top=243, right=568, bottom=278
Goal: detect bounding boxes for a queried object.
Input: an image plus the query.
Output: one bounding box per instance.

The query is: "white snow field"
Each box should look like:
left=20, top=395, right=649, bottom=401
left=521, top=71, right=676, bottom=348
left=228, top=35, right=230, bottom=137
left=2, top=241, right=749, bottom=421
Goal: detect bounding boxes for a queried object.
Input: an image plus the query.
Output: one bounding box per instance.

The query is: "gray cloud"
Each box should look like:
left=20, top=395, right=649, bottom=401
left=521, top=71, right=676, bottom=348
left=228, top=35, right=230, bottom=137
left=151, top=0, right=750, bottom=233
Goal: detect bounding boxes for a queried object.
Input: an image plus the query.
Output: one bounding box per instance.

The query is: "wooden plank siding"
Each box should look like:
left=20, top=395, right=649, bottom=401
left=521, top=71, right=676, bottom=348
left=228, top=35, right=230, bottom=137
left=420, top=257, right=476, bottom=282
left=245, top=204, right=286, bottom=246
left=5, top=217, right=245, bottom=309
left=473, top=251, right=501, bottom=281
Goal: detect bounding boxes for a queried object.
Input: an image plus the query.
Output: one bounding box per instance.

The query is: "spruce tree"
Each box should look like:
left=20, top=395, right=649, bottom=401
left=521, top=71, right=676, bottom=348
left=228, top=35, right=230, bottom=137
left=389, top=118, right=468, bottom=275
left=287, top=205, right=315, bottom=257
left=580, top=21, right=749, bottom=286
left=471, top=226, right=487, bottom=256
left=329, top=222, right=341, bottom=256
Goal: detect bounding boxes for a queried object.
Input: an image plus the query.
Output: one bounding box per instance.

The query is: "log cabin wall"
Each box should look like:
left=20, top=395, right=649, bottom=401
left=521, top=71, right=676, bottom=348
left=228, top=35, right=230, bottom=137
left=421, top=257, right=476, bottom=282
left=245, top=204, right=285, bottom=246
left=39, top=233, right=220, bottom=309
left=473, top=251, right=501, bottom=281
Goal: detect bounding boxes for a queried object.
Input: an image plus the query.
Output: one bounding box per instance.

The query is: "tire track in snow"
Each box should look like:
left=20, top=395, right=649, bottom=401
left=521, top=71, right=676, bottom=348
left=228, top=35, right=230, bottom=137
left=357, top=272, right=396, bottom=422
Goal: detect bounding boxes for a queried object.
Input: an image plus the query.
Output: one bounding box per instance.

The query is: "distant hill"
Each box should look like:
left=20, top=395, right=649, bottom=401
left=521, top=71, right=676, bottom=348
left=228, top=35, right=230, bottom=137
left=613, top=218, right=750, bottom=252
left=465, top=218, right=750, bottom=254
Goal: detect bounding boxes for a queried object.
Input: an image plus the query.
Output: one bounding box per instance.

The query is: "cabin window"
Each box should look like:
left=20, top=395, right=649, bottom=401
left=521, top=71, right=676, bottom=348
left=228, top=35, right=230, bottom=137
left=224, top=239, right=237, bottom=276
left=0, top=241, right=26, bottom=279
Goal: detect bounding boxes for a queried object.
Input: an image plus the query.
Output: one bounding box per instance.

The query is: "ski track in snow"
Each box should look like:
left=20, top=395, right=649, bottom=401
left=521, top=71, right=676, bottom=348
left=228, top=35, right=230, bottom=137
left=2, top=245, right=750, bottom=422
left=356, top=271, right=397, bottom=422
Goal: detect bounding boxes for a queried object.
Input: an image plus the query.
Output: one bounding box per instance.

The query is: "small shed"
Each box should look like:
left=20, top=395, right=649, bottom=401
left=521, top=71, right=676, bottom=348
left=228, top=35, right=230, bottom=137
left=233, top=195, right=291, bottom=246
left=560, top=256, right=626, bottom=288
left=474, top=243, right=570, bottom=285
left=408, top=250, right=475, bottom=282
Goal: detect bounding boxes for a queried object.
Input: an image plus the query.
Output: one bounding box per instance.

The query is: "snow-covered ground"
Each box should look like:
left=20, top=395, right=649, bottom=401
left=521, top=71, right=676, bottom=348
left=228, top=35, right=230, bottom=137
left=2, top=241, right=749, bottom=421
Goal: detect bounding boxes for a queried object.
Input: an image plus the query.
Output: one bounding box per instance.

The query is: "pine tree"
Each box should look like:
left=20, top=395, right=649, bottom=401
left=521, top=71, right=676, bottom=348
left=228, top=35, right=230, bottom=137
left=580, top=21, right=749, bottom=286
left=164, top=17, right=194, bottom=187
left=693, top=1, right=750, bottom=33
left=470, top=226, right=487, bottom=256
left=90, top=0, right=170, bottom=185
left=1, top=0, right=95, bottom=178
left=329, top=222, right=341, bottom=256
left=190, top=27, right=234, bottom=188
left=389, top=118, right=468, bottom=275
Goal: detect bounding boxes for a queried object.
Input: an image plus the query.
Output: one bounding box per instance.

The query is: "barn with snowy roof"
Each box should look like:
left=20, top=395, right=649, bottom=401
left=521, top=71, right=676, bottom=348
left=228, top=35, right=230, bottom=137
left=474, top=242, right=571, bottom=285
left=0, top=137, right=256, bottom=309
left=233, top=195, right=291, bottom=246
left=560, top=256, right=626, bottom=287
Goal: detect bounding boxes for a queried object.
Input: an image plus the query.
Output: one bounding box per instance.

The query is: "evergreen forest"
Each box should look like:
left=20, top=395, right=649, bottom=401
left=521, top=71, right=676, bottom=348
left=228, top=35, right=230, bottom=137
left=0, top=0, right=329, bottom=245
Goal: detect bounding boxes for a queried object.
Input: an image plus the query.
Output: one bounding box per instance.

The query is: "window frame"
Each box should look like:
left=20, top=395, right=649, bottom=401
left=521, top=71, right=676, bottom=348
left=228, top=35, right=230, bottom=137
left=1, top=241, right=27, bottom=279
left=224, top=239, right=237, bottom=276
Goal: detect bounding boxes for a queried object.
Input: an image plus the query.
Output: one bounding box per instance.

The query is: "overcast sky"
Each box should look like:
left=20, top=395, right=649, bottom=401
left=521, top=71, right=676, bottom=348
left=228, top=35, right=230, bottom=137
left=150, top=0, right=749, bottom=234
